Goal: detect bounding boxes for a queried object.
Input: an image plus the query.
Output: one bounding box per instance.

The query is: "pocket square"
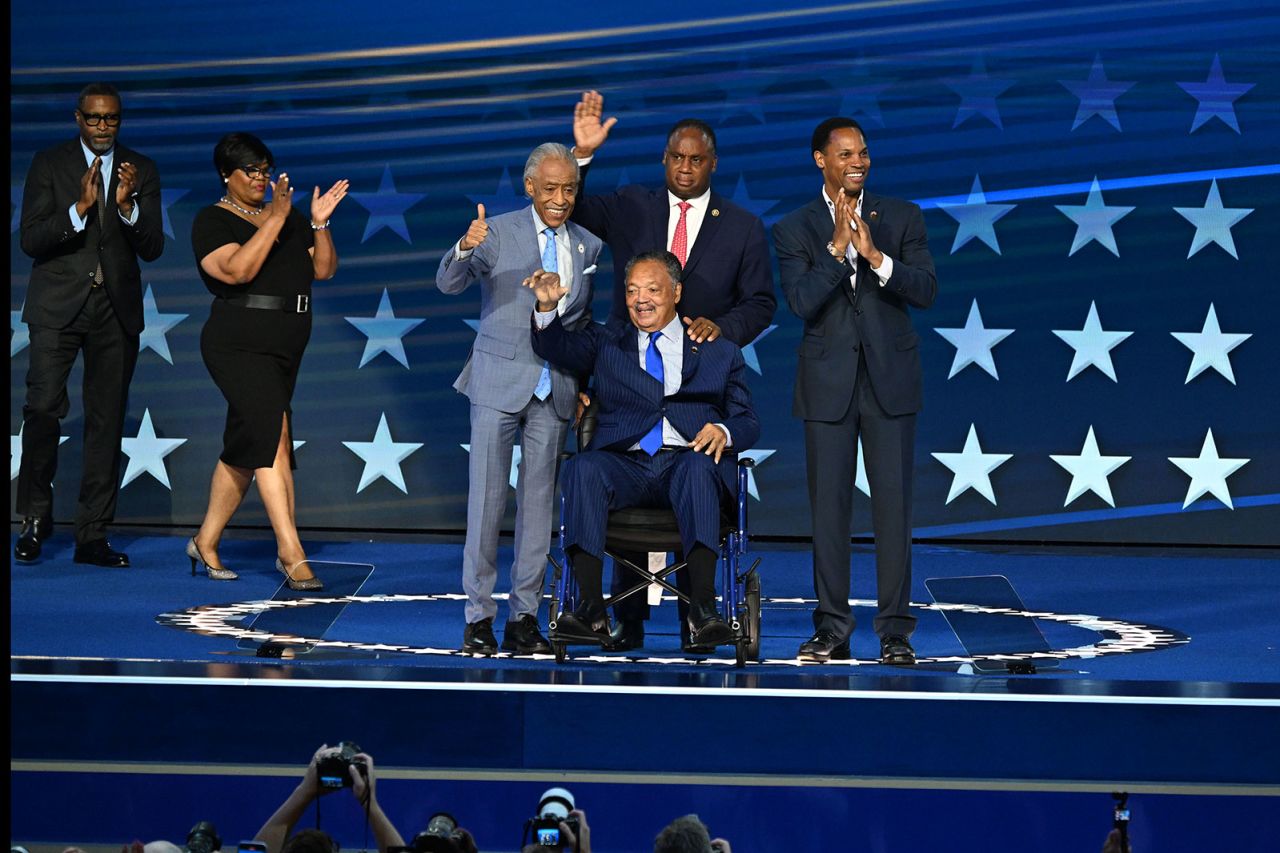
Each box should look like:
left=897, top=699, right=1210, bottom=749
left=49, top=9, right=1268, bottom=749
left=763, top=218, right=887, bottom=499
left=583, top=264, right=598, bottom=275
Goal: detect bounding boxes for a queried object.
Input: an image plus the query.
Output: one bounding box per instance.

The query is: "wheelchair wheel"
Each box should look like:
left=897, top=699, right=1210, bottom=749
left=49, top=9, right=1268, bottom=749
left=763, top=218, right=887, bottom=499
left=744, top=570, right=762, bottom=662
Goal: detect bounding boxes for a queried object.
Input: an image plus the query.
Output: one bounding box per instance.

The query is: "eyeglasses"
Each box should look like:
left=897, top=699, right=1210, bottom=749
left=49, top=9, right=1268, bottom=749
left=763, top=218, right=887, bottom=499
left=79, top=112, right=121, bottom=127
left=238, top=164, right=273, bottom=180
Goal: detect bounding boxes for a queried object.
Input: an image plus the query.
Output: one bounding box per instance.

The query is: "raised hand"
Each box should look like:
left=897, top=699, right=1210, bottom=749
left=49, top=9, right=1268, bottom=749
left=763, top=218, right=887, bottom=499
left=847, top=206, right=883, bottom=268
left=310, top=178, right=349, bottom=226
left=523, top=269, right=566, bottom=310
left=77, top=157, right=102, bottom=217
left=459, top=203, right=488, bottom=251
left=831, top=189, right=855, bottom=254
left=115, top=161, right=138, bottom=210
left=268, top=172, right=294, bottom=220
left=572, top=90, right=617, bottom=158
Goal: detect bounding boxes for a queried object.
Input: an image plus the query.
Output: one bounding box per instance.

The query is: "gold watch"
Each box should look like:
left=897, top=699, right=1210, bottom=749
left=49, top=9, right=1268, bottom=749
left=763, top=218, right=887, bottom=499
left=826, top=241, right=846, bottom=262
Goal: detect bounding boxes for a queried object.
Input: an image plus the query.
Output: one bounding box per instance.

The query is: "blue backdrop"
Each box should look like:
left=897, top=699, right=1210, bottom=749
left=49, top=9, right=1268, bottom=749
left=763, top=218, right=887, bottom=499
left=10, top=0, right=1279, bottom=545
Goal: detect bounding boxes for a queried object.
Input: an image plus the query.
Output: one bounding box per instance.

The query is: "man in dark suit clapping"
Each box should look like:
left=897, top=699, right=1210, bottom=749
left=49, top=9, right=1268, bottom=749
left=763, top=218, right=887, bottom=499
left=14, top=83, right=164, bottom=567
left=568, top=90, right=776, bottom=650
left=528, top=251, right=759, bottom=650
left=773, top=117, right=937, bottom=665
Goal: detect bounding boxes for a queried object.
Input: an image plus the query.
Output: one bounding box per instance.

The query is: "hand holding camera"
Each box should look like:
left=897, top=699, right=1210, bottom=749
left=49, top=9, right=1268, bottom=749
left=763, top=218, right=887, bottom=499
left=314, top=741, right=369, bottom=793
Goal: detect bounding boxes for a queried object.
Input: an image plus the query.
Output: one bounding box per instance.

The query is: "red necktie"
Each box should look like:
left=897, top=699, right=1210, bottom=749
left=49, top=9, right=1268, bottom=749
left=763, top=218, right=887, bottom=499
left=670, top=201, right=691, bottom=267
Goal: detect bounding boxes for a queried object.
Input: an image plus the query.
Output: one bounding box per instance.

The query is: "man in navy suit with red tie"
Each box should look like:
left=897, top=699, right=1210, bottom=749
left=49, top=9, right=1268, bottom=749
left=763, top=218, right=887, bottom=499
left=528, top=250, right=760, bottom=650
left=773, top=117, right=937, bottom=666
left=567, top=90, right=775, bottom=650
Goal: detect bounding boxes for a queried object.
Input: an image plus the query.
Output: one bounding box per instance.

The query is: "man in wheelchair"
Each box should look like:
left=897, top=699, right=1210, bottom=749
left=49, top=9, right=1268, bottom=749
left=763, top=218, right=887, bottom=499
left=527, top=249, right=759, bottom=649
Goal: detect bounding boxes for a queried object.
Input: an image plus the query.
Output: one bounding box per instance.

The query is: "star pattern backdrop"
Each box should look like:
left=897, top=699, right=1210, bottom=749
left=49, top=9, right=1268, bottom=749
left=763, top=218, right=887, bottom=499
left=9, top=0, right=1279, bottom=546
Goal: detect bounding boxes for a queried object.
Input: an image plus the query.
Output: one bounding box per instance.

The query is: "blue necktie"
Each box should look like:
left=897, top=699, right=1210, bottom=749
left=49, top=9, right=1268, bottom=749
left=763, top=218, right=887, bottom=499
left=533, top=227, right=557, bottom=401
left=639, top=331, right=664, bottom=455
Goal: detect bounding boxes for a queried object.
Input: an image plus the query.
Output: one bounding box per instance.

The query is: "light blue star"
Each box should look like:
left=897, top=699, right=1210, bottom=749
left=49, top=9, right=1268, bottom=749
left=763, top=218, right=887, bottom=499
left=138, top=284, right=187, bottom=364
left=120, top=409, right=187, bottom=489
left=461, top=443, right=522, bottom=491
left=159, top=188, right=189, bottom=239
left=932, top=424, right=1013, bottom=505
left=1168, top=429, right=1249, bottom=509
left=736, top=449, right=775, bottom=500
left=463, top=319, right=481, bottom=332
left=941, top=56, right=1015, bottom=129
left=741, top=324, right=776, bottom=375
left=1170, top=303, right=1251, bottom=385
left=1178, top=54, right=1254, bottom=133
left=855, top=437, right=870, bottom=497
left=936, top=175, right=1015, bottom=254
left=1052, top=301, right=1133, bottom=382
left=1055, top=177, right=1135, bottom=256
left=12, top=186, right=23, bottom=233
left=346, top=288, right=424, bottom=368
left=729, top=176, right=781, bottom=226
left=1060, top=53, right=1135, bottom=131
left=11, top=425, right=69, bottom=480
left=934, top=299, right=1014, bottom=379
left=349, top=165, right=426, bottom=244
left=1173, top=179, right=1252, bottom=259
left=343, top=413, right=423, bottom=494
left=12, top=302, right=29, bottom=356
left=467, top=167, right=527, bottom=218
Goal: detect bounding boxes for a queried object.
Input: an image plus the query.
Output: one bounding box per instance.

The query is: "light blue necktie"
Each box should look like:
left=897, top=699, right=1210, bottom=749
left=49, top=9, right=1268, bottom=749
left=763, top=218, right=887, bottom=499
left=639, top=331, right=664, bottom=455
left=533, top=227, right=557, bottom=401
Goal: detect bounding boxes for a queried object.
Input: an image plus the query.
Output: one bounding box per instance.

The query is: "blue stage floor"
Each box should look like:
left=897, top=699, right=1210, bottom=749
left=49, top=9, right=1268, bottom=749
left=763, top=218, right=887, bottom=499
left=10, top=527, right=1280, bottom=852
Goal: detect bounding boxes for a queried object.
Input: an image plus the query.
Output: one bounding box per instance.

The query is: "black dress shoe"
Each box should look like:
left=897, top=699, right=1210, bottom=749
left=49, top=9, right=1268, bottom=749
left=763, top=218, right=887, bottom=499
left=73, top=539, right=129, bottom=568
left=687, top=601, right=734, bottom=648
left=502, top=613, right=552, bottom=654
left=551, top=607, right=610, bottom=644
left=14, top=516, right=52, bottom=563
left=880, top=634, right=917, bottom=665
left=461, top=618, right=498, bottom=655
left=602, top=618, right=645, bottom=652
left=798, top=630, right=851, bottom=662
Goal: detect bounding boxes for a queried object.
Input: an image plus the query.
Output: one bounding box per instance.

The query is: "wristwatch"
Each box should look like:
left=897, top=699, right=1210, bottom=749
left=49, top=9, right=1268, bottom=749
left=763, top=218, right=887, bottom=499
left=826, top=241, right=847, bottom=262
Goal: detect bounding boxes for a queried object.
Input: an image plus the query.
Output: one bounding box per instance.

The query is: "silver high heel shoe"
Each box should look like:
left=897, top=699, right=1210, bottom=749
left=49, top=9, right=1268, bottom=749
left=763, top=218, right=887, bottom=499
left=186, top=537, right=238, bottom=581
left=276, top=557, right=323, bottom=591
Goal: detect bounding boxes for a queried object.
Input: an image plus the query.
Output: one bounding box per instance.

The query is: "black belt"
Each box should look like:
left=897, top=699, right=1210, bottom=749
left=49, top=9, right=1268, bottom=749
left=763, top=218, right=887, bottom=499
left=219, top=294, right=310, bottom=313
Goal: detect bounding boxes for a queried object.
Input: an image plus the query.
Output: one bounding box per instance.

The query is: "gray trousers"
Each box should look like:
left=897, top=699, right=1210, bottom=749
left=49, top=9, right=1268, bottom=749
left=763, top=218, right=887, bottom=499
left=462, top=396, right=568, bottom=625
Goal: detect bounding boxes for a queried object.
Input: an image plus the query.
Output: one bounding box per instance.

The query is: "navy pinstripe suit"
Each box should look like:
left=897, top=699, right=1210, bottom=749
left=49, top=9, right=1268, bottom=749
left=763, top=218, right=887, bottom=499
left=531, top=313, right=759, bottom=559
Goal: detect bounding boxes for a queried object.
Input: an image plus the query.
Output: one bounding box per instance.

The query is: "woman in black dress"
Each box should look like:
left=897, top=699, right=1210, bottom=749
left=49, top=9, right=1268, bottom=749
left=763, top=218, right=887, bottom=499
left=188, top=132, right=348, bottom=589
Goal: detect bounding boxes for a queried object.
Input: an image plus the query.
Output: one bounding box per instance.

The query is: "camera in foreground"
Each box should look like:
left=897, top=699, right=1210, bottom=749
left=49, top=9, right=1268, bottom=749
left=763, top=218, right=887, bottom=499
left=315, top=741, right=369, bottom=789
left=525, top=787, right=579, bottom=847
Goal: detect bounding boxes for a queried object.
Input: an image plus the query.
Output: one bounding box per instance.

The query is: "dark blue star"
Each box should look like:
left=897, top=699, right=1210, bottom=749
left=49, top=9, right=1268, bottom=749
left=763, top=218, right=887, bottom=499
left=467, top=168, right=527, bottom=217
left=349, top=165, right=427, bottom=244
left=1060, top=53, right=1135, bottom=131
left=1178, top=53, right=1254, bottom=133
left=941, top=56, right=1016, bottom=129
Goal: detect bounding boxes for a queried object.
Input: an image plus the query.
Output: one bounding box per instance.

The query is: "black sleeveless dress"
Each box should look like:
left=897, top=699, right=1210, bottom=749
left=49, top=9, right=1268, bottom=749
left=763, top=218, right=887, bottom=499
left=191, top=205, right=314, bottom=469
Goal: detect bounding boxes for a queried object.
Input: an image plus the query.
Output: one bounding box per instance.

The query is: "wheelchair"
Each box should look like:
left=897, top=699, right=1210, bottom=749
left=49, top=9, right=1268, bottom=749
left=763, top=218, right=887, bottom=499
left=545, top=402, right=762, bottom=667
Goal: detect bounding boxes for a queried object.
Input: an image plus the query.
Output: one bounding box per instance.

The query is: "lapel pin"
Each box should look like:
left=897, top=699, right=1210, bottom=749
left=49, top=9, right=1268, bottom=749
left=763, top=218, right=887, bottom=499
left=577, top=242, right=584, bottom=253
left=691, top=345, right=699, bottom=353
left=711, top=209, right=720, bottom=217
left=870, top=210, right=878, bottom=219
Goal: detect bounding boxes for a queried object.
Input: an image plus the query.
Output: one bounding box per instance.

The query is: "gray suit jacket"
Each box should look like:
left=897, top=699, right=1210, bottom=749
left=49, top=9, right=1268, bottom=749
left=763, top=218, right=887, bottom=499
left=437, top=206, right=602, bottom=420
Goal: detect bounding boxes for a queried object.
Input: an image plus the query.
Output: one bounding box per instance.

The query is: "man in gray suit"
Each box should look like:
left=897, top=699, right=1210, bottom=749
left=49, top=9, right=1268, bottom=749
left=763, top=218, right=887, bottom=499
left=438, top=142, right=602, bottom=655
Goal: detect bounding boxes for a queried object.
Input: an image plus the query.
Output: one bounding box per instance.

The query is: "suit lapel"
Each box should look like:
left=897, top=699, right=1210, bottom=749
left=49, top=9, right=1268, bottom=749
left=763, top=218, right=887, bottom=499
left=650, top=190, right=669, bottom=253
left=680, top=327, right=700, bottom=385
left=680, top=191, right=721, bottom=278
left=806, top=198, right=855, bottom=306
left=515, top=207, right=540, bottom=271
left=564, top=223, right=587, bottom=313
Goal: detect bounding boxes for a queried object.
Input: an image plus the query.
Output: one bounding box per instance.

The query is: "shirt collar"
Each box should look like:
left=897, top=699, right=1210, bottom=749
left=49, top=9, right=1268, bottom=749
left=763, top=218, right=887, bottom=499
left=822, top=185, right=862, bottom=215
left=638, top=313, right=685, bottom=344
left=531, top=207, right=561, bottom=238
left=667, top=187, right=710, bottom=211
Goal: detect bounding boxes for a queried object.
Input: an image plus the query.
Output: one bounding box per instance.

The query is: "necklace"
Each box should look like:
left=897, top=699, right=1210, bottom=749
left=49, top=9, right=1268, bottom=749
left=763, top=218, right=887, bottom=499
left=220, top=196, right=263, bottom=217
